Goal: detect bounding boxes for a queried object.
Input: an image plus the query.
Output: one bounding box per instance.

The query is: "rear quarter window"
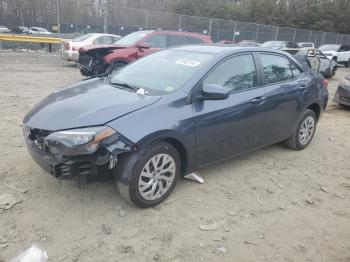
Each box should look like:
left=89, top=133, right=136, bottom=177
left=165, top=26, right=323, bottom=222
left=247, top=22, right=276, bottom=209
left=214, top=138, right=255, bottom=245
left=168, top=35, right=190, bottom=47
left=188, top=37, right=205, bottom=44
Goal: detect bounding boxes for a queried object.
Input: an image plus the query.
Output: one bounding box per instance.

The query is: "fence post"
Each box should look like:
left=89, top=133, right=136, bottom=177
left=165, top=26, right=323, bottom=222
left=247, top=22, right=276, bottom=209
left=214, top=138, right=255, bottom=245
left=292, top=28, right=297, bottom=42
left=336, top=33, right=340, bottom=44
left=208, top=18, right=213, bottom=36
left=255, top=24, right=260, bottom=41
left=178, top=15, right=182, bottom=31
left=233, top=22, right=237, bottom=43
left=321, top=32, right=326, bottom=45
left=145, top=10, right=149, bottom=29
left=274, top=26, right=279, bottom=40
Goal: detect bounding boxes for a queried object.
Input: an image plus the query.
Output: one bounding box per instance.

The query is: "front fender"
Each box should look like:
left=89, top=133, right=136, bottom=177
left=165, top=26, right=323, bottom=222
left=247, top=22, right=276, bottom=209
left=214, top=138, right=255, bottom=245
left=103, top=48, right=138, bottom=64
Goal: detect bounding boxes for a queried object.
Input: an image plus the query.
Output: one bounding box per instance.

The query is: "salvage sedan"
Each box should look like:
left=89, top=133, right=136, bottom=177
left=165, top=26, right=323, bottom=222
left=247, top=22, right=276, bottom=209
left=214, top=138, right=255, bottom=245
left=23, top=46, right=328, bottom=207
left=334, top=74, right=350, bottom=107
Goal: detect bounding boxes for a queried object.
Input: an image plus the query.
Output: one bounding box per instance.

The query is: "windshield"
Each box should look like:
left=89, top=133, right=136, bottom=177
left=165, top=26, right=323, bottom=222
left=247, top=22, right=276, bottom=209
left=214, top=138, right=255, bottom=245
left=319, top=45, right=340, bottom=52
left=114, top=30, right=154, bottom=45
left=261, top=41, right=284, bottom=49
left=72, top=34, right=93, bottom=42
left=110, top=50, right=214, bottom=95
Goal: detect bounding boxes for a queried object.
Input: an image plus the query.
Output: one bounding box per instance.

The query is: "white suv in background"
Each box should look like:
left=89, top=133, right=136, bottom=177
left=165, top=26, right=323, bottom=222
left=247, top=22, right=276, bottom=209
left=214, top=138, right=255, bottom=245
left=319, top=44, right=350, bottom=67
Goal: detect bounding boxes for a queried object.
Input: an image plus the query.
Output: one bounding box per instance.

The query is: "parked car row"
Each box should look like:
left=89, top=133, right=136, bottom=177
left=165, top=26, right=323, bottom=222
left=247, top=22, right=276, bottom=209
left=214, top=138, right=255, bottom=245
left=0, top=25, right=52, bottom=34
left=77, top=30, right=213, bottom=77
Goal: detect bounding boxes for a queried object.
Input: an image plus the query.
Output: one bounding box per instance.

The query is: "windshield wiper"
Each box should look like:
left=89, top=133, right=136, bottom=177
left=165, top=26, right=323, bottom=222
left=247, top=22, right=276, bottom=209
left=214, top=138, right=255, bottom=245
left=109, top=81, right=139, bottom=92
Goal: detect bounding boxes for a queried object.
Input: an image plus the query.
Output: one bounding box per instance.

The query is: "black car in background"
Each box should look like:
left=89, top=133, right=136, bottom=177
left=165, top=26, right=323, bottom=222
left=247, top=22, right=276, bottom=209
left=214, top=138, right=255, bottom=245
left=12, top=26, right=29, bottom=34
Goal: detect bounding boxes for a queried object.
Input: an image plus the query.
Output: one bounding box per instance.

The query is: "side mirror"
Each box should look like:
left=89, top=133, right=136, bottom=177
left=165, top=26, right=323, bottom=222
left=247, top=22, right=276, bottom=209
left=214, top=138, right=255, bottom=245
left=199, top=84, right=230, bottom=100
left=136, top=42, right=151, bottom=49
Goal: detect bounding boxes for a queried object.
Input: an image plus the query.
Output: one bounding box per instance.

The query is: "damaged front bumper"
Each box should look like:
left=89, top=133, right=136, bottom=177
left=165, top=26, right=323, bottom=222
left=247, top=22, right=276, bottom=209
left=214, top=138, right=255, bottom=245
left=78, top=54, right=109, bottom=77
left=24, top=127, right=135, bottom=186
left=334, top=84, right=350, bottom=107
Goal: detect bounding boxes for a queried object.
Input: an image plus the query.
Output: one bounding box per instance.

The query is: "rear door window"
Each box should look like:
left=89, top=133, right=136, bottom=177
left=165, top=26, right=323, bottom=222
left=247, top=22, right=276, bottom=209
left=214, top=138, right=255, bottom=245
left=168, top=35, right=190, bottom=47
left=259, top=54, right=294, bottom=84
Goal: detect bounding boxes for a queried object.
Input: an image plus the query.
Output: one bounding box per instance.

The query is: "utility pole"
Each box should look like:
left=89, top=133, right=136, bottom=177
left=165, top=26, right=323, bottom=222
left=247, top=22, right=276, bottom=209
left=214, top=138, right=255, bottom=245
left=104, top=0, right=109, bottom=33
left=56, top=0, right=60, bottom=33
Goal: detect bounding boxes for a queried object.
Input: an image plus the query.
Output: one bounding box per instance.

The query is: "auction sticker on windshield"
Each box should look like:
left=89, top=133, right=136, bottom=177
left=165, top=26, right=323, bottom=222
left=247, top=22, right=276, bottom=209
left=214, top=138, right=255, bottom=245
left=175, top=59, right=201, bottom=67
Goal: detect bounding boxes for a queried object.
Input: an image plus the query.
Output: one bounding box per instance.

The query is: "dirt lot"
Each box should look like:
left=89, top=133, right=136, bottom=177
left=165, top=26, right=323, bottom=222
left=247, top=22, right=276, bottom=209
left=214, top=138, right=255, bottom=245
left=0, top=51, right=349, bottom=262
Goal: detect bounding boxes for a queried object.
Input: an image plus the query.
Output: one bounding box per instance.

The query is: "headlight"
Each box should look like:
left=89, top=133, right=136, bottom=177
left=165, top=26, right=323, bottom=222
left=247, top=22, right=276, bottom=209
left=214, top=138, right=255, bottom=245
left=45, top=126, right=116, bottom=155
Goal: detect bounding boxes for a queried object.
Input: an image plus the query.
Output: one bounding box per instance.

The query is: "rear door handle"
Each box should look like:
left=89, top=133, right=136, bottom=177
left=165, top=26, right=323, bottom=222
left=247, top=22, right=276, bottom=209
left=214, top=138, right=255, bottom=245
left=251, top=96, right=266, bottom=105
left=298, top=82, right=308, bottom=90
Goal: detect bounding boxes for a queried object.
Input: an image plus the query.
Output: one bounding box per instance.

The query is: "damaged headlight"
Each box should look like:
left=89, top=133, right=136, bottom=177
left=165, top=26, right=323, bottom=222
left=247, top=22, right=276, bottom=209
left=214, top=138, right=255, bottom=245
left=45, top=126, right=117, bottom=155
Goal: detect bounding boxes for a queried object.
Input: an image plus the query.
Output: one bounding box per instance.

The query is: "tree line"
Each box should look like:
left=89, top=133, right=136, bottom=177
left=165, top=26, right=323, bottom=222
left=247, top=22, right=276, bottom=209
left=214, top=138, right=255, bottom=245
left=173, top=0, right=350, bottom=34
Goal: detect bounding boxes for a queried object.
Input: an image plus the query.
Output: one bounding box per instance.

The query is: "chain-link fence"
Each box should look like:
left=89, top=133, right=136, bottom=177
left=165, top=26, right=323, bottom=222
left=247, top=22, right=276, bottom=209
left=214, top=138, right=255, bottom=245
left=1, top=1, right=350, bottom=46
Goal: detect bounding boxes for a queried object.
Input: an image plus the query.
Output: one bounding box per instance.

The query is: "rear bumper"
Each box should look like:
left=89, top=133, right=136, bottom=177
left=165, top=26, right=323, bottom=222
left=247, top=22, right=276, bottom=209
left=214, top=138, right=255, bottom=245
left=62, top=50, right=79, bottom=61
left=334, top=85, right=350, bottom=106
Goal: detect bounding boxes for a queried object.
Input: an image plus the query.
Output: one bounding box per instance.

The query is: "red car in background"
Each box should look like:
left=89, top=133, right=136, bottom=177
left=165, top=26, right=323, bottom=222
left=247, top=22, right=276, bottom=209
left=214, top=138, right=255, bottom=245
left=78, top=30, right=213, bottom=77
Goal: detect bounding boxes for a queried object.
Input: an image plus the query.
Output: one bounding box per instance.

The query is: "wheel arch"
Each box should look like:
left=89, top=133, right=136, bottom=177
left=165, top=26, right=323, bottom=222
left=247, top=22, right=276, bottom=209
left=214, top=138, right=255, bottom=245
left=137, top=131, right=194, bottom=176
left=307, top=103, right=321, bottom=120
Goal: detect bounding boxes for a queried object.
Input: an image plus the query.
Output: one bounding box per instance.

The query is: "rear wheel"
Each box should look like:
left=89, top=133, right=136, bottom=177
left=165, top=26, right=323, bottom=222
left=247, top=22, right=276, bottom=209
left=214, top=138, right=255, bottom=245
left=115, top=142, right=181, bottom=208
left=284, top=109, right=317, bottom=150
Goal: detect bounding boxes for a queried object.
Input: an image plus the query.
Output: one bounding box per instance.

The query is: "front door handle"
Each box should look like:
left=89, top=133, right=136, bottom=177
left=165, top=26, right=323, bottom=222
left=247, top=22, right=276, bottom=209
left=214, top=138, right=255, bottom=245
left=251, top=96, right=266, bottom=105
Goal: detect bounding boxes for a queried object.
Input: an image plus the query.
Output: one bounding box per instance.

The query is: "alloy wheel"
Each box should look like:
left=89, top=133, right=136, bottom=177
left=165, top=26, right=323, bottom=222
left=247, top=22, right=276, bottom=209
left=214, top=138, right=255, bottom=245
left=138, top=153, right=176, bottom=201
left=298, top=116, right=315, bottom=146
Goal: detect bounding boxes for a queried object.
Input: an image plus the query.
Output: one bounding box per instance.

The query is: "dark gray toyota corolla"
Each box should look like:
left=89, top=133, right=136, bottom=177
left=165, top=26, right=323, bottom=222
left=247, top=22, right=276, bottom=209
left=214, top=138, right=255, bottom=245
left=23, top=45, right=329, bottom=207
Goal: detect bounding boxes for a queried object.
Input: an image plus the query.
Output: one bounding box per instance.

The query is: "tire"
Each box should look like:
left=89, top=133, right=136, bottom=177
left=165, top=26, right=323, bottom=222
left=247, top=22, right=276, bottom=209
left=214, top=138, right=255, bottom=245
left=114, top=142, right=181, bottom=208
left=284, top=109, right=317, bottom=150
left=345, top=59, right=350, bottom=68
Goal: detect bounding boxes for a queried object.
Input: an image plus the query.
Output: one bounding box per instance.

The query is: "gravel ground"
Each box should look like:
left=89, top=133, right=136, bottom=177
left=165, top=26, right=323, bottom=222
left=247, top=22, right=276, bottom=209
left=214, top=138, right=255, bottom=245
left=0, top=52, right=349, bottom=262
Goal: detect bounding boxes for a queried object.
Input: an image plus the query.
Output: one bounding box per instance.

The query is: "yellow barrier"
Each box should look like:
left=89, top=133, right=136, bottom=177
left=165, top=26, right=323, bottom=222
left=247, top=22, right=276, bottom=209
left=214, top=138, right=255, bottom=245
left=0, top=34, right=62, bottom=44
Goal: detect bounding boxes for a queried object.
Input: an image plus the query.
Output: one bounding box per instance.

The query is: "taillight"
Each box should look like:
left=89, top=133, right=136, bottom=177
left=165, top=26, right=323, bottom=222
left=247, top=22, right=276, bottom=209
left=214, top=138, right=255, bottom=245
left=322, top=79, right=329, bottom=89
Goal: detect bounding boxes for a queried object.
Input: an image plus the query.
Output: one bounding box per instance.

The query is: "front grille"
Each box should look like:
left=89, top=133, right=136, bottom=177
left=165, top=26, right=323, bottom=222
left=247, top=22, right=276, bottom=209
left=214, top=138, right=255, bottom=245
left=78, top=55, right=93, bottom=67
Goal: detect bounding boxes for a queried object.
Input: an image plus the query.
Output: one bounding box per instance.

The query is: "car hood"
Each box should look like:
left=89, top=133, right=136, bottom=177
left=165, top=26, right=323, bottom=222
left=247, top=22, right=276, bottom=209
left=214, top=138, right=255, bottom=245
left=23, top=78, right=161, bottom=131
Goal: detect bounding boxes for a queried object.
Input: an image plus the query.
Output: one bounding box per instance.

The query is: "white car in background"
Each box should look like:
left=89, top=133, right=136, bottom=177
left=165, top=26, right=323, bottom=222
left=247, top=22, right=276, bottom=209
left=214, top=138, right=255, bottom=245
left=298, top=42, right=315, bottom=48
left=29, top=27, right=52, bottom=35
left=319, top=44, right=350, bottom=67
left=0, top=25, right=10, bottom=33
left=61, top=33, right=121, bottom=62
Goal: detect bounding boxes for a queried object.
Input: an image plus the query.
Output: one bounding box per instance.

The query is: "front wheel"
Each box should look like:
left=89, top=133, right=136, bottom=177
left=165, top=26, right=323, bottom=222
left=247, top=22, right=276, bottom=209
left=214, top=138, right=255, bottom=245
left=115, top=142, right=181, bottom=208
left=345, top=59, right=350, bottom=68
left=284, top=109, right=317, bottom=150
